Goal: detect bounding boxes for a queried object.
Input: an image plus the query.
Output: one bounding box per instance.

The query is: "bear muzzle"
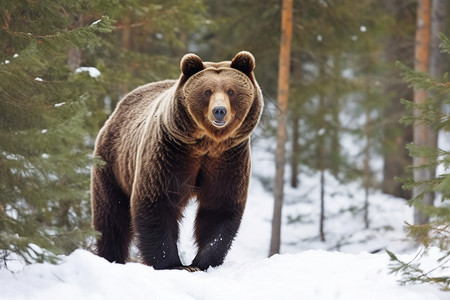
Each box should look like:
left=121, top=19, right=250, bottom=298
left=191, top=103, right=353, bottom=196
left=212, top=106, right=227, bottom=126
left=208, top=91, right=232, bottom=128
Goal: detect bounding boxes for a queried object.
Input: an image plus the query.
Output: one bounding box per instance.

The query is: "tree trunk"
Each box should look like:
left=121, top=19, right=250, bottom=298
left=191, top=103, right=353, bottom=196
left=430, top=0, right=447, bottom=85
left=363, top=109, right=371, bottom=229
left=318, top=61, right=326, bottom=242
left=290, top=114, right=300, bottom=188
left=319, top=168, right=325, bottom=242
left=381, top=0, right=414, bottom=200
left=413, top=0, right=433, bottom=225
left=411, top=0, right=446, bottom=224
left=269, top=0, right=293, bottom=257
left=290, top=56, right=302, bottom=189
left=429, top=0, right=446, bottom=145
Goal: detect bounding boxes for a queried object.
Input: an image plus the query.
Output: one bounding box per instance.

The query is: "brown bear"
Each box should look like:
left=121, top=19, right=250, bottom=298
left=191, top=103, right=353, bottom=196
left=91, top=51, right=263, bottom=271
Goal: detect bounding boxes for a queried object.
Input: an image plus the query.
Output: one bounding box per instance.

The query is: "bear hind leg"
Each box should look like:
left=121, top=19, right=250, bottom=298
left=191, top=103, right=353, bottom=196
left=92, top=167, right=132, bottom=264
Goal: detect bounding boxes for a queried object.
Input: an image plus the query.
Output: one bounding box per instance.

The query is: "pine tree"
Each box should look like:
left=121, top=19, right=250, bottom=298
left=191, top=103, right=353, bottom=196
left=0, top=1, right=113, bottom=266
left=388, top=35, right=450, bottom=291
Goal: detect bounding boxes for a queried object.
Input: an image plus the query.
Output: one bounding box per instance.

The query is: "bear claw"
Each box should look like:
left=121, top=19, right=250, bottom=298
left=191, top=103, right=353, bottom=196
left=174, top=266, right=202, bottom=272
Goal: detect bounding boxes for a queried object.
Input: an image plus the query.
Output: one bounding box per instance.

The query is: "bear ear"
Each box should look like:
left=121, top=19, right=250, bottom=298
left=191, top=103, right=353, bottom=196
left=180, top=53, right=204, bottom=78
left=231, top=51, right=255, bottom=77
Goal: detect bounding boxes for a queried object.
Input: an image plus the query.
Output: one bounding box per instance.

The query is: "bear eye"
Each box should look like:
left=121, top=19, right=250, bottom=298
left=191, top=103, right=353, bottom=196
left=205, top=90, right=212, bottom=96
left=227, top=89, right=234, bottom=96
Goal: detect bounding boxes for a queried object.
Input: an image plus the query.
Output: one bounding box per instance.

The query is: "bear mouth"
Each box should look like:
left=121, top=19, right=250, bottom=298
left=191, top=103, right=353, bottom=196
left=212, top=120, right=227, bottom=127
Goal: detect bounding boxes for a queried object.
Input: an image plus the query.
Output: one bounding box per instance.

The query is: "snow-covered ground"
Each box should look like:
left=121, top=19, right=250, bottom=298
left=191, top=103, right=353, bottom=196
left=1, top=133, right=448, bottom=299
left=0, top=247, right=446, bottom=300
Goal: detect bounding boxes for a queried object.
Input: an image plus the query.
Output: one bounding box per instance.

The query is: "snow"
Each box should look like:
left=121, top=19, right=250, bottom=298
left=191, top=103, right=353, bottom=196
left=1, top=248, right=446, bottom=300
left=90, top=19, right=102, bottom=27
left=75, top=67, right=101, bottom=78
left=1, top=132, right=448, bottom=299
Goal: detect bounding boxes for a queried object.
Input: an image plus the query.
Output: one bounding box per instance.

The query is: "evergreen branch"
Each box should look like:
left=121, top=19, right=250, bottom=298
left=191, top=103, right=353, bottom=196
left=0, top=16, right=112, bottom=54
left=395, top=61, right=450, bottom=92
left=387, top=248, right=450, bottom=290
left=439, top=34, right=450, bottom=55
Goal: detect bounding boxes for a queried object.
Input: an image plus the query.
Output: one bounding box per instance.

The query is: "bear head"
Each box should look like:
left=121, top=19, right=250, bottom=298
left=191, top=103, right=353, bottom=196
left=179, top=51, right=262, bottom=142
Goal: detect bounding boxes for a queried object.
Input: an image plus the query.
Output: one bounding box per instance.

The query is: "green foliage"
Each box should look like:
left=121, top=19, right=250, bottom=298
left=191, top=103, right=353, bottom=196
left=0, top=1, right=114, bottom=266
left=390, top=36, right=450, bottom=290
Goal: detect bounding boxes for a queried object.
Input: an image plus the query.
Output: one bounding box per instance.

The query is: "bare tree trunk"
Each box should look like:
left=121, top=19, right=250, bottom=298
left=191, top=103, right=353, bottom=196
left=411, top=0, right=447, bottom=224
left=429, top=0, right=446, bottom=144
left=413, top=0, right=433, bottom=225
left=290, top=114, right=300, bottom=188
left=381, top=0, right=414, bottom=200
left=363, top=109, right=371, bottom=229
left=318, top=66, right=326, bottom=242
left=430, top=0, right=446, bottom=74
left=319, top=168, right=325, bottom=242
left=290, top=60, right=302, bottom=189
left=269, top=0, right=293, bottom=257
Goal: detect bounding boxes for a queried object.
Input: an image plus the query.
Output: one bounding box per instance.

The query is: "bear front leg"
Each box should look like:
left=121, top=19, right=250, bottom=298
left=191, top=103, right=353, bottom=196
left=132, top=196, right=184, bottom=270
left=191, top=145, right=250, bottom=271
left=191, top=205, right=244, bottom=270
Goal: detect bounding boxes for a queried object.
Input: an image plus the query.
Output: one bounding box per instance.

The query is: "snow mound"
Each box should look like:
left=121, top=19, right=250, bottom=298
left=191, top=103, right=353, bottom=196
left=0, top=249, right=446, bottom=300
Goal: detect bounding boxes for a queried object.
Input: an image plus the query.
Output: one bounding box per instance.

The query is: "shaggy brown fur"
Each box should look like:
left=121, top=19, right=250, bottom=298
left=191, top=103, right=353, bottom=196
left=91, top=51, right=263, bottom=271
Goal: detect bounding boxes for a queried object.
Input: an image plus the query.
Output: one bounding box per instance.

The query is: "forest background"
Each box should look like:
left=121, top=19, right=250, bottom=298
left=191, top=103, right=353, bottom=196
left=1, top=0, right=449, bottom=289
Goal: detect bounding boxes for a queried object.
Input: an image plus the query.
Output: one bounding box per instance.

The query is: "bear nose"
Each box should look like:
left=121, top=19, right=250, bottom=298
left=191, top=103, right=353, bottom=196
left=212, top=106, right=227, bottom=121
